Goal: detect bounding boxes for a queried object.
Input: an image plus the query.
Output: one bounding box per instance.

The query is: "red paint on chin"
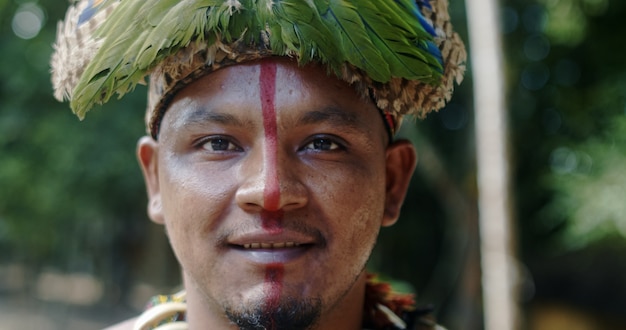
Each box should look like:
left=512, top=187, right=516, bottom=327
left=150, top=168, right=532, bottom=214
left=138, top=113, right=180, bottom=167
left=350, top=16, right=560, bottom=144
left=265, top=263, right=285, bottom=305
left=264, top=263, right=285, bottom=330
left=260, top=61, right=284, bottom=329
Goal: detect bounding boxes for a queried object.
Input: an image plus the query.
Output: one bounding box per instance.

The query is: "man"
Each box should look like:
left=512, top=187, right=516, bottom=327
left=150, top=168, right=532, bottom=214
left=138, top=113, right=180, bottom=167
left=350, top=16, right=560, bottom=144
left=51, top=1, right=465, bottom=329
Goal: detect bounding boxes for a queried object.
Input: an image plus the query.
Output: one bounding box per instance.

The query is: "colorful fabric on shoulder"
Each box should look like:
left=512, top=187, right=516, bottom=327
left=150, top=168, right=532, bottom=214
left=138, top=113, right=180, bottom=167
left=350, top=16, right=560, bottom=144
left=363, top=274, right=445, bottom=330
left=132, top=274, right=445, bottom=330
left=133, top=291, right=187, bottom=330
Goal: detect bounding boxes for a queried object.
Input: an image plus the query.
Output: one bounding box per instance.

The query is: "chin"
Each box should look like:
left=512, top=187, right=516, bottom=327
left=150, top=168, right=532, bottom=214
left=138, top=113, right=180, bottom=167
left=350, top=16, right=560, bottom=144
left=224, top=294, right=322, bottom=330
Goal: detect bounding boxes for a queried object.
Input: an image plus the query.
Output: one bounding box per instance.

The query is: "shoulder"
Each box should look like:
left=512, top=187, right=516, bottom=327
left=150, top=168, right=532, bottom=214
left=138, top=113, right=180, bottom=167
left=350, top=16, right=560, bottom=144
left=102, top=317, right=137, bottom=330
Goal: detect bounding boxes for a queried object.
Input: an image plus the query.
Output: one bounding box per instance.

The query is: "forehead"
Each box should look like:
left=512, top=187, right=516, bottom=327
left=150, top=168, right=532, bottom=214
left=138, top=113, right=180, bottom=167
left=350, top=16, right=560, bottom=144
left=159, top=59, right=387, bottom=141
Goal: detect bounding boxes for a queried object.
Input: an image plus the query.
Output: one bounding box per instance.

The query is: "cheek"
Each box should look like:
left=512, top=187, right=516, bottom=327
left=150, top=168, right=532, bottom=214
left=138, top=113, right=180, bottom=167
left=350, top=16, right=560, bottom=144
left=158, top=155, right=236, bottom=246
left=339, top=188, right=384, bottom=252
left=312, top=161, right=387, bottom=249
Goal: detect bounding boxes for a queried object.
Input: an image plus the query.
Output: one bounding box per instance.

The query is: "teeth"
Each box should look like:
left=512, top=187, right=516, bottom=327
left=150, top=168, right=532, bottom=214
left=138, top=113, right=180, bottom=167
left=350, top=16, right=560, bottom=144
left=242, top=242, right=300, bottom=249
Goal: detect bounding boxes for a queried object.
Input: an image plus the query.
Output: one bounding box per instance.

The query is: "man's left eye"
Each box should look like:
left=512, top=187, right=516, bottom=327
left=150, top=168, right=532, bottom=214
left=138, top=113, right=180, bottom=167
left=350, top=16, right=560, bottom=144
left=303, top=138, right=341, bottom=151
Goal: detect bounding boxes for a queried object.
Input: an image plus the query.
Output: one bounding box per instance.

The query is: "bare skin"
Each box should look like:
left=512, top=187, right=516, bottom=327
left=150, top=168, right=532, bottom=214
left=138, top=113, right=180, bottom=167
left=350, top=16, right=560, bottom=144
left=111, top=58, right=417, bottom=330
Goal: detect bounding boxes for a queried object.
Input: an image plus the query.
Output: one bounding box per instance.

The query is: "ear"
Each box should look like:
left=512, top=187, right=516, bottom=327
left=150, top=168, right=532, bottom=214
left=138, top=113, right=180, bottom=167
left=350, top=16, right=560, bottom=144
left=382, top=140, right=417, bottom=227
left=137, top=136, right=164, bottom=224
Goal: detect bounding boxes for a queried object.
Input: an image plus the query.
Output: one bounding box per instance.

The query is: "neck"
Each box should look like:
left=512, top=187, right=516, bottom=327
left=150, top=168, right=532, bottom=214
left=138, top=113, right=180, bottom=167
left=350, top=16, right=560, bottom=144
left=314, top=272, right=367, bottom=330
left=184, top=271, right=368, bottom=330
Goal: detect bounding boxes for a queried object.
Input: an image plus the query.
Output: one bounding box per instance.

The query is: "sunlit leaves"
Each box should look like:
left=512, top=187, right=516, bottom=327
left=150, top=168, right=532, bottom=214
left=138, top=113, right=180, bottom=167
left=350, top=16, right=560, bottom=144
left=547, top=116, right=626, bottom=249
left=538, top=0, right=609, bottom=45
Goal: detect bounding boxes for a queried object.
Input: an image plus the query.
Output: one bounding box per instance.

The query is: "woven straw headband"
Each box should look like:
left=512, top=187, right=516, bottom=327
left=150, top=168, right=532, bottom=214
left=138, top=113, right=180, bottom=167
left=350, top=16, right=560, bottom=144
left=51, top=0, right=466, bottom=139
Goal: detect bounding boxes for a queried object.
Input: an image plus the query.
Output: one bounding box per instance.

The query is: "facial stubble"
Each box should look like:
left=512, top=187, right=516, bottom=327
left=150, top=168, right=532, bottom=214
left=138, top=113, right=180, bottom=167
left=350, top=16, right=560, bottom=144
left=224, top=295, right=322, bottom=330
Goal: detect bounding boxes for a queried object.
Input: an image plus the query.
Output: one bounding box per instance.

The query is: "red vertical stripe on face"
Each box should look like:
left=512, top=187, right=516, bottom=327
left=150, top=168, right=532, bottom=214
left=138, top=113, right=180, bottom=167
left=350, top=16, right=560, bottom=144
left=260, top=61, right=283, bottom=234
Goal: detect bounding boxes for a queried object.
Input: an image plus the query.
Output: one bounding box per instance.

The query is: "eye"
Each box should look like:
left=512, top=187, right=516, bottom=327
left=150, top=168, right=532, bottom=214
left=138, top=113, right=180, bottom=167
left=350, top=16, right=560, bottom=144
left=199, top=136, right=242, bottom=152
left=302, top=137, right=343, bottom=152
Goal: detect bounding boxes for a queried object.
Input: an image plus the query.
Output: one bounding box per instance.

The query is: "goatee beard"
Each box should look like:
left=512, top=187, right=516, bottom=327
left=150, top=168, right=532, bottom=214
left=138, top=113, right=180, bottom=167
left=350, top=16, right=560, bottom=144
left=225, top=296, right=321, bottom=330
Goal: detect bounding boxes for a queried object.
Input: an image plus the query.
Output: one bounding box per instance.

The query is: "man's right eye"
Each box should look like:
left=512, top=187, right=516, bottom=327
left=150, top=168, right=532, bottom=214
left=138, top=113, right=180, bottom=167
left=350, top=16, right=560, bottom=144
left=200, top=137, right=241, bottom=152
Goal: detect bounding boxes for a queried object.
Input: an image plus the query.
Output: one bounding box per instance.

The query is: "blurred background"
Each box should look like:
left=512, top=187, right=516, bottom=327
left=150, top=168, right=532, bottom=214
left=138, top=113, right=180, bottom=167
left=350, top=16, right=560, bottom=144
left=2, top=0, right=626, bottom=329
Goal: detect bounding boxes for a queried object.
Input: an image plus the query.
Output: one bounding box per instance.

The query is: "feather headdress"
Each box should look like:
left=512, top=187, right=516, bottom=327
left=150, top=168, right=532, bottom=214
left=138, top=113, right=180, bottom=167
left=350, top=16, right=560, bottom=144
left=51, top=0, right=466, bottom=138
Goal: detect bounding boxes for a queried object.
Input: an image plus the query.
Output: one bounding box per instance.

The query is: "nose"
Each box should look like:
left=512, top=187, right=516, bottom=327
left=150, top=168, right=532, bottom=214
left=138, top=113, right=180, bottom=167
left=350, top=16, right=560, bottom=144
left=235, top=145, right=308, bottom=213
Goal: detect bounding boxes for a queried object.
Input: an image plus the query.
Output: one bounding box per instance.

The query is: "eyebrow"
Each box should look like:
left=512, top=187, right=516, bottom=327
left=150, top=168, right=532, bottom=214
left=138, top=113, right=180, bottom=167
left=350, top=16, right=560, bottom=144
left=179, top=107, right=254, bottom=130
left=297, top=107, right=362, bottom=131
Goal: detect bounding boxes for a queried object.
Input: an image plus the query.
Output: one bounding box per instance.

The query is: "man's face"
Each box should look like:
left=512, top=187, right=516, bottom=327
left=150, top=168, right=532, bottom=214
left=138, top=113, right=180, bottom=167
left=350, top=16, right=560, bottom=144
left=138, top=58, right=416, bottom=329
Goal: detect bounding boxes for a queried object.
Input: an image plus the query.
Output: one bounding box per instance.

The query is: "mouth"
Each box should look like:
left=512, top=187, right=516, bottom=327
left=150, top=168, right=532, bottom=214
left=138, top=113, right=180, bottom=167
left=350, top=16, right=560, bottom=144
left=241, top=242, right=302, bottom=249
left=226, top=229, right=323, bottom=264
left=229, top=240, right=315, bottom=264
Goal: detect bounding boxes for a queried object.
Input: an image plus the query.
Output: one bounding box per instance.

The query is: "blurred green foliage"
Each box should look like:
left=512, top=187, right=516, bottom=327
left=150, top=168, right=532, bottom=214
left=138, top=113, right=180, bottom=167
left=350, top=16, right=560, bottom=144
left=547, top=116, right=626, bottom=249
left=503, top=0, right=626, bottom=325
left=504, top=0, right=626, bottom=258
left=0, top=1, right=147, bottom=274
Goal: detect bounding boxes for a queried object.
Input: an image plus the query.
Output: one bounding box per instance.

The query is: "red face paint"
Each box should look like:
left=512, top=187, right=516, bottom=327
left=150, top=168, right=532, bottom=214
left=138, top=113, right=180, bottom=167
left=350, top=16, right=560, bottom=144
left=260, top=61, right=284, bottom=328
left=260, top=61, right=283, bottom=234
left=264, top=263, right=285, bottom=329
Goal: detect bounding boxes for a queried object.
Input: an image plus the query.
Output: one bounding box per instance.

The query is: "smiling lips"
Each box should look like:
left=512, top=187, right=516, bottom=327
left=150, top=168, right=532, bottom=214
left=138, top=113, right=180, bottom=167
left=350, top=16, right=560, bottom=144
left=233, top=243, right=311, bottom=264
left=242, top=242, right=301, bottom=249
left=229, top=228, right=321, bottom=252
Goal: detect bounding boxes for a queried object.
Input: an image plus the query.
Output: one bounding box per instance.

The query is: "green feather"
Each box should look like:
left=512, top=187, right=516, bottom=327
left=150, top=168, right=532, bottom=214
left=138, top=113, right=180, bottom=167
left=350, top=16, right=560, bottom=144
left=278, top=0, right=336, bottom=64
left=135, top=2, right=213, bottom=69
left=356, top=1, right=442, bottom=82
left=316, top=0, right=390, bottom=82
